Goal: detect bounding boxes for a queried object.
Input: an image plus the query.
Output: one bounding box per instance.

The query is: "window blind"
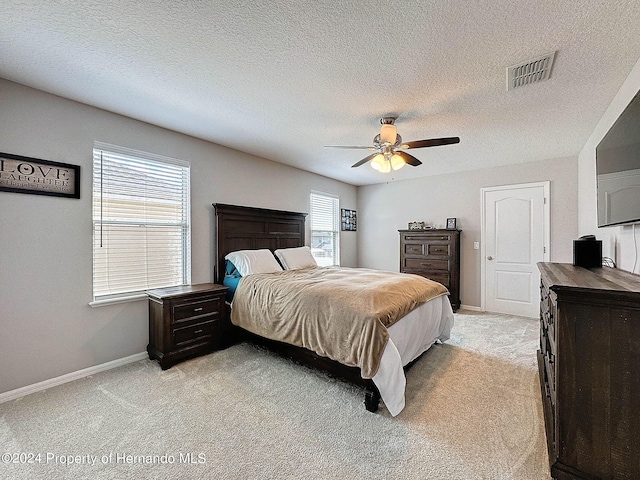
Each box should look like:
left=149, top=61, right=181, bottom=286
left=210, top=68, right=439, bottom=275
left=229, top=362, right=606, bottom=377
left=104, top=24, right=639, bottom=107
left=92, top=142, right=191, bottom=302
left=310, top=192, right=340, bottom=266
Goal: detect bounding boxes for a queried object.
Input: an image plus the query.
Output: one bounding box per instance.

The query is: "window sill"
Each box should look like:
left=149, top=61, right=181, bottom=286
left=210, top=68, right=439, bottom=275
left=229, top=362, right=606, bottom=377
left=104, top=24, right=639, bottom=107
left=89, top=293, right=148, bottom=308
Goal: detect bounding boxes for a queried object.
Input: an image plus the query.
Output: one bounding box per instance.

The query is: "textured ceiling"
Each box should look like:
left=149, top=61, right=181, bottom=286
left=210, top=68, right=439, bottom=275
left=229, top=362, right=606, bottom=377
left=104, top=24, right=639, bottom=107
left=1, top=1, right=640, bottom=186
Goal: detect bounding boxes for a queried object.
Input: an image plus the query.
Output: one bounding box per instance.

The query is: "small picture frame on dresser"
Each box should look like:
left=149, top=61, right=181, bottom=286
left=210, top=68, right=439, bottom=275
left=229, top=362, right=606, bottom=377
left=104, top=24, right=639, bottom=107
left=446, top=218, right=457, bottom=229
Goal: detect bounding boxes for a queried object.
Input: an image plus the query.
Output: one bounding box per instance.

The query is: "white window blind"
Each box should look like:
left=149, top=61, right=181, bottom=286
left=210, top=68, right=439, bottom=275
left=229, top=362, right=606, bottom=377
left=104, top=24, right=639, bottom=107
left=310, top=192, right=340, bottom=266
left=92, top=142, right=191, bottom=303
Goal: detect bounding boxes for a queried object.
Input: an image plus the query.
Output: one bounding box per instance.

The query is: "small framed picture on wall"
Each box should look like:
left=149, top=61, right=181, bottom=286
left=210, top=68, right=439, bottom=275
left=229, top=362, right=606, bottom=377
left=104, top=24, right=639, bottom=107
left=446, top=217, right=457, bottom=229
left=341, top=209, right=357, bottom=231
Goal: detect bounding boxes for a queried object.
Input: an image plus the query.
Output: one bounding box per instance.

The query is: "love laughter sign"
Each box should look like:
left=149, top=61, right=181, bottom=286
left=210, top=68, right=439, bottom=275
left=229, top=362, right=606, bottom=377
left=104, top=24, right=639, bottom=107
left=0, top=152, right=80, bottom=199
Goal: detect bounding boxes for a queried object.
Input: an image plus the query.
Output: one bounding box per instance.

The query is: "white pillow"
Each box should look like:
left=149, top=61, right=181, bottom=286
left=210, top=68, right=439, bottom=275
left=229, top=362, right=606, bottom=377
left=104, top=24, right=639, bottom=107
left=224, top=249, right=282, bottom=276
left=274, top=246, right=318, bottom=270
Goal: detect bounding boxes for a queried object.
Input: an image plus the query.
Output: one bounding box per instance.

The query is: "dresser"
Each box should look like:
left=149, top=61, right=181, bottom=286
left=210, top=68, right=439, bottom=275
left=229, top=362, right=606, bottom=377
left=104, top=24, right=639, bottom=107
left=147, top=283, right=229, bottom=369
left=538, top=263, right=640, bottom=479
left=399, top=229, right=460, bottom=311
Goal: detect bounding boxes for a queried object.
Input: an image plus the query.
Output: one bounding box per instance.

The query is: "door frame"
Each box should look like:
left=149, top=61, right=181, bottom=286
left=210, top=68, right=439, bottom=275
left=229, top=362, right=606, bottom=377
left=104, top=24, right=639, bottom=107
left=480, top=181, right=550, bottom=313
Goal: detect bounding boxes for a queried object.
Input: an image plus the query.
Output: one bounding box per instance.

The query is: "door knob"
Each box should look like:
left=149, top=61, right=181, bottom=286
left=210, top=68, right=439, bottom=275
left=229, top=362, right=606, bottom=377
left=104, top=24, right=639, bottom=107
left=487, top=256, right=493, bottom=260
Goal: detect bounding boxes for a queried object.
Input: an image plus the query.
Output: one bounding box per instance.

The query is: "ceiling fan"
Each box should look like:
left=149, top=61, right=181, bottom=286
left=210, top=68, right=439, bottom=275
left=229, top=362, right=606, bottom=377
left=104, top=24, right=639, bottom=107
left=324, top=117, right=460, bottom=172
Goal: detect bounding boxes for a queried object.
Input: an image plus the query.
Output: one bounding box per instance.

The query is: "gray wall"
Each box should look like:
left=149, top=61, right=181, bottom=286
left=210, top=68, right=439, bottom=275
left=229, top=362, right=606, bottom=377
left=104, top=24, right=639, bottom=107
left=6, top=51, right=639, bottom=395
left=357, top=157, right=579, bottom=308
left=0, top=79, right=357, bottom=394
left=578, top=56, right=640, bottom=272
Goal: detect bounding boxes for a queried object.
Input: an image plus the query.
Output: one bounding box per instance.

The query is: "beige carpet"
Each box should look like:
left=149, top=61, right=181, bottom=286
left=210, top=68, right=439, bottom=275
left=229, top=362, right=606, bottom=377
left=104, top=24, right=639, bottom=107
left=0, top=310, right=550, bottom=479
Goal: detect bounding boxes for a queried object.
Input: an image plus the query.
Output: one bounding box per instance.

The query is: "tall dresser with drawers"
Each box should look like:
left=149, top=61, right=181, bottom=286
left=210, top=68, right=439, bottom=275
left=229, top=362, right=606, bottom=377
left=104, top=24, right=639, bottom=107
left=399, top=229, right=461, bottom=311
left=537, top=262, right=640, bottom=479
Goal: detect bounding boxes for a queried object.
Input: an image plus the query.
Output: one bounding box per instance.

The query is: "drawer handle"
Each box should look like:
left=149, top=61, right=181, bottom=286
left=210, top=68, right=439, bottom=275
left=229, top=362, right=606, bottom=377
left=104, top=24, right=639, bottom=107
left=194, top=307, right=203, bottom=312
left=193, top=329, right=203, bottom=334
left=421, top=262, right=432, bottom=266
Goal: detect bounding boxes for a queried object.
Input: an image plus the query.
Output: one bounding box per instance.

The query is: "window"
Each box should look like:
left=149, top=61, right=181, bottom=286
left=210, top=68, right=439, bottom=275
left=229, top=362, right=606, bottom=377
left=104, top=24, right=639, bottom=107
left=91, top=142, right=190, bottom=305
left=310, top=192, right=340, bottom=266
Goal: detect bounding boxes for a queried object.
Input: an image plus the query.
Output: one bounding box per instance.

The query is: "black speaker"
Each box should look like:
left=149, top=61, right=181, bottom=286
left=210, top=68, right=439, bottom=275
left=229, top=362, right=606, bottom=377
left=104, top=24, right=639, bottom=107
left=573, top=236, right=602, bottom=268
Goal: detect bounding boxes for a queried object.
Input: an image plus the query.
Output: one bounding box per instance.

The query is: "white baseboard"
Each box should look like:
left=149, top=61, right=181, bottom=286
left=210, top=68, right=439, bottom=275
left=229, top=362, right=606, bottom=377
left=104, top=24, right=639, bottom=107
left=459, top=304, right=482, bottom=312
left=0, top=352, right=148, bottom=404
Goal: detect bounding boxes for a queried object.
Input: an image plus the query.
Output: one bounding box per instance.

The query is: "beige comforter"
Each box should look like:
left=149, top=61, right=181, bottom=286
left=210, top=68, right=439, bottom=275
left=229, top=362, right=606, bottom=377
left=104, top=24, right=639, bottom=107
left=231, top=266, right=448, bottom=378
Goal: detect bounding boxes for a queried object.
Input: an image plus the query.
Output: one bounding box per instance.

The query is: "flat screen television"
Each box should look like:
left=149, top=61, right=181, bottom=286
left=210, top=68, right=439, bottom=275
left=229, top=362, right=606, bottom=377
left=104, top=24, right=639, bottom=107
left=596, top=89, right=640, bottom=227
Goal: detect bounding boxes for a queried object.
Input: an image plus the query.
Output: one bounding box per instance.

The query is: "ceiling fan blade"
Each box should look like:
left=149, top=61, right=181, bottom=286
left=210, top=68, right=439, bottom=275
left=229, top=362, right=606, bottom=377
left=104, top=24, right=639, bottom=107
left=395, top=151, right=422, bottom=167
left=351, top=152, right=379, bottom=168
left=400, top=137, right=460, bottom=149
left=323, top=145, right=377, bottom=150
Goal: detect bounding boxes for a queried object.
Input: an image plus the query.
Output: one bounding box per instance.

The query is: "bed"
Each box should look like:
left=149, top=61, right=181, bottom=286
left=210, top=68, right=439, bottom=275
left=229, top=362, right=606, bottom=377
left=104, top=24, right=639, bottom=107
left=213, top=203, right=454, bottom=416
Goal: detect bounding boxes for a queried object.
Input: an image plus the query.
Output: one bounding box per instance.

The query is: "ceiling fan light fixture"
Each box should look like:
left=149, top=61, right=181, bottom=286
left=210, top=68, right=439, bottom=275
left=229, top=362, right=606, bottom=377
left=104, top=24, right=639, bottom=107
left=379, top=124, right=397, bottom=144
left=370, top=153, right=386, bottom=171
left=332, top=116, right=459, bottom=172
left=390, top=153, right=405, bottom=170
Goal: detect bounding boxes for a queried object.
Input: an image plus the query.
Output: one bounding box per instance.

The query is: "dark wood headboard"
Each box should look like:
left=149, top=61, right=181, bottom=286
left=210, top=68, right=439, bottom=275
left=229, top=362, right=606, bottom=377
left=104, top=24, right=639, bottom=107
left=213, top=203, right=307, bottom=283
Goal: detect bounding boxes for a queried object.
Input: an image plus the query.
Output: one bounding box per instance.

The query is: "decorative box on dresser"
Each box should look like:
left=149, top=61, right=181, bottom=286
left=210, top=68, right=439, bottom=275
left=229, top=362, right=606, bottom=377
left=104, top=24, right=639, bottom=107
left=399, top=229, right=460, bottom=311
left=537, top=263, right=640, bottom=480
left=147, top=283, right=229, bottom=369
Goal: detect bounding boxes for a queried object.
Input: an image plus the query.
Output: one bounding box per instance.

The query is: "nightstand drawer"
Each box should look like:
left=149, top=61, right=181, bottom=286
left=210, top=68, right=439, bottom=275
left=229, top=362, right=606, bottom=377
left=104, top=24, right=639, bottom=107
left=173, top=297, right=222, bottom=322
left=404, top=258, right=449, bottom=271
left=173, top=318, right=217, bottom=347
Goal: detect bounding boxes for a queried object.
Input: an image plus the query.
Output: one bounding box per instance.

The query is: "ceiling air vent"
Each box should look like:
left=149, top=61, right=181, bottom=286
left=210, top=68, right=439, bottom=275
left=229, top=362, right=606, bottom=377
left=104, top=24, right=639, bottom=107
left=506, top=51, right=556, bottom=91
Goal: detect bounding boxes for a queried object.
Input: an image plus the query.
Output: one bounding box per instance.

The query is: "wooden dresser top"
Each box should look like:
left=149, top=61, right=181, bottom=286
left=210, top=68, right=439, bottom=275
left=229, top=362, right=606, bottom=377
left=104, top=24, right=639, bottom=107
left=538, top=262, right=640, bottom=305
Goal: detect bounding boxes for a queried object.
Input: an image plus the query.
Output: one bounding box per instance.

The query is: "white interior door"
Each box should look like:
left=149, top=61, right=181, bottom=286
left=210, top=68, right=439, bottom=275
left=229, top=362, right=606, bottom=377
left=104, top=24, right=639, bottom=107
left=481, top=182, right=549, bottom=317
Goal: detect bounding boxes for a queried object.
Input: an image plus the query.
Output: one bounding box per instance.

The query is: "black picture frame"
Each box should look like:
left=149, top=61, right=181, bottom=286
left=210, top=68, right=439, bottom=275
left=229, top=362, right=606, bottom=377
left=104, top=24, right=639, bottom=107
left=341, top=209, right=357, bottom=231
left=446, top=217, right=457, bottom=229
left=0, top=152, right=80, bottom=199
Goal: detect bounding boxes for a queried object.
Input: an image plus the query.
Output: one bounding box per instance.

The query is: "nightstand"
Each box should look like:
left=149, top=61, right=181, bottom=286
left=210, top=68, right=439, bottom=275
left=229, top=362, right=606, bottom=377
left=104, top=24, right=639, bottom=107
left=146, top=283, right=229, bottom=369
